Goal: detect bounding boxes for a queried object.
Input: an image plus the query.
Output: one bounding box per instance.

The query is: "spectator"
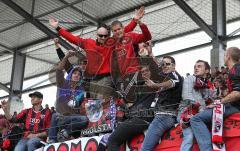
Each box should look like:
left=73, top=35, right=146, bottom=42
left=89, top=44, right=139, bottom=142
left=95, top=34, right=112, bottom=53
left=0, top=118, right=23, bottom=151
left=48, top=51, right=88, bottom=143
left=178, top=60, right=215, bottom=151
left=110, top=9, right=152, bottom=102
left=13, top=111, right=17, bottom=118
left=0, top=118, right=11, bottom=150
left=45, top=104, right=49, bottom=110
left=141, top=56, right=183, bottom=151
left=52, top=38, right=90, bottom=98
left=50, top=107, right=56, bottom=114
left=190, top=47, right=240, bottom=151
left=220, top=85, right=229, bottom=98
left=221, top=66, right=227, bottom=74
left=1, top=91, right=51, bottom=151
left=107, top=65, right=157, bottom=151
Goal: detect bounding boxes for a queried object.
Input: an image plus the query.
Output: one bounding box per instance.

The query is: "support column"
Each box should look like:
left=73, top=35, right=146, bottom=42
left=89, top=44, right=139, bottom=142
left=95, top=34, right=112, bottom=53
left=211, top=0, right=226, bottom=68
left=9, top=51, right=25, bottom=114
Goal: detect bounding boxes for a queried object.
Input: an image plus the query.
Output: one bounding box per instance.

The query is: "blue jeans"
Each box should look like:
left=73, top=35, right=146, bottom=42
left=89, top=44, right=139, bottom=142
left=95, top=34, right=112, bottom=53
left=190, top=103, right=240, bottom=151
left=14, top=137, right=42, bottom=151
left=48, top=113, right=88, bottom=141
left=180, top=127, right=194, bottom=151
left=141, top=114, right=176, bottom=151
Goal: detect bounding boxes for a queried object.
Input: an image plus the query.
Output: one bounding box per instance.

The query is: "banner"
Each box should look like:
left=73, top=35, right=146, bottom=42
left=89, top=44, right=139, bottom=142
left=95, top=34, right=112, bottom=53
left=41, top=136, right=103, bottom=151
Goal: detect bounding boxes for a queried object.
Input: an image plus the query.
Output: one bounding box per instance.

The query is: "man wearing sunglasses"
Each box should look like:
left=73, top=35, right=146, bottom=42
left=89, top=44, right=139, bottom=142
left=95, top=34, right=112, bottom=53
left=141, top=56, right=183, bottom=151
left=49, top=7, right=144, bottom=99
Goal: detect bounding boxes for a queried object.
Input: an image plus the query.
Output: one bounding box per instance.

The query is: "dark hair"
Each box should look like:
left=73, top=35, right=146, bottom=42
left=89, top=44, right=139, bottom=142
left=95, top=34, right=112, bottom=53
left=228, top=47, right=240, bottom=63
left=111, top=20, right=123, bottom=29
left=163, top=56, right=175, bottom=64
left=196, top=60, right=210, bottom=71
left=72, top=67, right=82, bottom=78
left=97, top=23, right=110, bottom=36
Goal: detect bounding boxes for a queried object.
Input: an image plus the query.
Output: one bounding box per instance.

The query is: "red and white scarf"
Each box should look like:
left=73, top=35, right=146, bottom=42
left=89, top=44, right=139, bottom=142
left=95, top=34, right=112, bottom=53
left=212, top=100, right=226, bottom=151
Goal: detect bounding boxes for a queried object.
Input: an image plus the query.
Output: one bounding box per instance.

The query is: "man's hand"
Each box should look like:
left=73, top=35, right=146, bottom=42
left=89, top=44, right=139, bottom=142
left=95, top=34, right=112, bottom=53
left=143, top=76, right=159, bottom=89
left=53, top=38, right=59, bottom=44
left=1, top=100, right=12, bottom=120
left=134, top=6, right=145, bottom=20
left=1, top=100, right=9, bottom=112
left=53, top=38, right=60, bottom=48
left=66, top=50, right=77, bottom=58
left=49, top=17, right=59, bottom=28
left=27, top=133, right=38, bottom=139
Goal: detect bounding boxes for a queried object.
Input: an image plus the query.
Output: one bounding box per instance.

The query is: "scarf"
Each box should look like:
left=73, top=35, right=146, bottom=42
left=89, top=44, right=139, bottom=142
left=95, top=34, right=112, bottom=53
left=180, top=102, right=200, bottom=128
left=194, top=76, right=210, bottom=90
left=212, top=100, right=226, bottom=151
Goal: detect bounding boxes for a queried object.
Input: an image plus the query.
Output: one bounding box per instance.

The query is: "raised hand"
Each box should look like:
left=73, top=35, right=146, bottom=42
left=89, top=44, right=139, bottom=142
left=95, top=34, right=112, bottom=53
left=53, top=38, right=60, bottom=48
left=1, top=100, right=9, bottom=111
left=49, top=17, right=59, bottom=28
left=53, top=38, right=59, bottom=44
left=134, top=6, right=145, bottom=20
left=66, top=50, right=77, bottom=58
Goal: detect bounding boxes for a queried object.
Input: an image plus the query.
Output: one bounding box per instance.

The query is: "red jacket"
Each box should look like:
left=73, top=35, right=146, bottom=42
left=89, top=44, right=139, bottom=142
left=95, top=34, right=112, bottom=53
left=111, top=23, right=152, bottom=77
left=58, top=19, right=138, bottom=76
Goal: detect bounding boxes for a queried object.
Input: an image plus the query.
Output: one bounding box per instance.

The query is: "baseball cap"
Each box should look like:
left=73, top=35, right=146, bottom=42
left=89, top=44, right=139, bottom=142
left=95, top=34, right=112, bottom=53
left=29, top=91, right=43, bottom=99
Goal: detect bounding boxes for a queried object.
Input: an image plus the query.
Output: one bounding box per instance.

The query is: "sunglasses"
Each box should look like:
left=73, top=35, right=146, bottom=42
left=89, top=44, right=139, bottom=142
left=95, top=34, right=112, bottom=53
left=163, top=63, right=173, bottom=66
left=80, top=61, right=88, bottom=65
left=98, top=34, right=108, bottom=38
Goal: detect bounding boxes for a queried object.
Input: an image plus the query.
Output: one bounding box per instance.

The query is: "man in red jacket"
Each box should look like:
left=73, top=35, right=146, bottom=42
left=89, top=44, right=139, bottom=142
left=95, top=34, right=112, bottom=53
left=109, top=13, right=152, bottom=102
left=49, top=7, right=145, bottom=99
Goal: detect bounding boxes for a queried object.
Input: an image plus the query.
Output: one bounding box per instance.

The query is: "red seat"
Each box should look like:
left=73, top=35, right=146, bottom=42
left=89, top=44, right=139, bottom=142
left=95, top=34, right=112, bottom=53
left=127, top=113, right=240, bottom=151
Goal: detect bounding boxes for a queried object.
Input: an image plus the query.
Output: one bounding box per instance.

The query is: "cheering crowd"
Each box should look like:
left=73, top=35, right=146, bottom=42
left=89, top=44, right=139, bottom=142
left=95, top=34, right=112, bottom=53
left=0, top=6, right=240, bottom=151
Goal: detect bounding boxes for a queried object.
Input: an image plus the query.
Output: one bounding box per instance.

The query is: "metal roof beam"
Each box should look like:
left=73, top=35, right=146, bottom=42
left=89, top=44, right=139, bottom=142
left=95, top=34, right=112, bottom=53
left=101, top=0, right=166, bottom=21
left=25, top=54, right=57, bottom=65
left=0, top=0, right=88, bottom=34
left=0, top=83, right=56, bottom=100
left=0, top=41, right=56, bottom=65
left=227, top=26, right=240, bottom=37
left=0, top=43, right=14, bottom=53
left=0, top=82, right=10, bottom=93
left=173, top=0, right=217, bottom=39
left=31, top=0, right=36, bottom=15
left=1, top=0, right=84, bottom=58
left=156, top=41, right=212, bottom=57
left=58, top=0, right=99, bottom=25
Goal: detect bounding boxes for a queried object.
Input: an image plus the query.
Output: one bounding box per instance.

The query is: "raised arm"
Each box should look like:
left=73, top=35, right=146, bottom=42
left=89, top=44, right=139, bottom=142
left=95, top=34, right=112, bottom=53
left=1, top=100, right=28, bottom=123
left=49, top=18, right=86, bottom=48
left=124, top=6, right=145, bottom=33
left=56, top=50, right=77, bottom=87
left=53, top=38, right=73, bottom=73
left=1, top=100, right=12, bottom=120
left=130, top=22, right=152, bottom=44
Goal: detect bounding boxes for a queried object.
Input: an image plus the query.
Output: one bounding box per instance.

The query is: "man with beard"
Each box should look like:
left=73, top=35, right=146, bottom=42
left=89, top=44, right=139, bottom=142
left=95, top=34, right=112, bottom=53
left=190, top=47, right=240, bottom=151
